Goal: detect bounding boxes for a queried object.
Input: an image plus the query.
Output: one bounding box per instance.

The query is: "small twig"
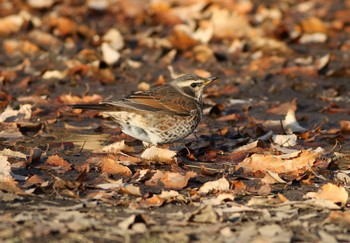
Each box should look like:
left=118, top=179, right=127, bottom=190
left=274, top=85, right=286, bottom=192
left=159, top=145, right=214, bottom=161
left=83, top=82, right=90, bottom=96
left=280, top=119, right=287, bottom=134
left=307, top=161, right=327, bottom=181
left=79, top=140, right=87, bottom=153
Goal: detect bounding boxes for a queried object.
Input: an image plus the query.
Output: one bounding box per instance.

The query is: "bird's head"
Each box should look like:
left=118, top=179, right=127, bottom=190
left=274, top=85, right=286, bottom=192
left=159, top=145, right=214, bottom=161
left=170, top=74, right=218, bottom=102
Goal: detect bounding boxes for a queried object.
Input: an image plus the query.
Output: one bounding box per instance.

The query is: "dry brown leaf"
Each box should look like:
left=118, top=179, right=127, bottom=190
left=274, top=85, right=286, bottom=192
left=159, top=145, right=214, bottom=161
left=139, top=195, right=165, bottom=208
left=339, top=120, right=350, bottom=132
left=46, top=155, right=71, bottom=171
left=99, top=141, right=135, bottom=154
left=233, top=140, right=259, bottom=152
left=161, top=171, right=196, bottom=190
left=144, top=170, right=164, bottom=187
left=145, top=170, right=195, bottom=190
left=140, top=146, right=176, bottom=164
left=168, top=24, right=199, bottom=50
left=149, top=1, right=182, bottom=26
left=272, top=134, right=297, bottom=147
left=277, top=193, right=289, bottom=203
left=74, top=163, right=90, bottom=173
left=96, top=179, right=123, bottom=190
left=202, top=193, right=234, bottom=205
left=0, top=177, right=24, bottom=194
left=198, top=178, right=230, bottom=194
left=100, top=157, right=132, bottom=176
left=0, top=104, right=32, bottom=122
left=23, top=174, right=46, bottom=188
left=54, top=17, right=78, bottom=36
left=300, top=17, right=328, bottom=34
left=237, top=150, right=319, bottom=174
left=193, top=44, right=215, bottom=63
left=210, top=8, right=252, bottom=39
left=0, top=122, right=23, bottom=139
left=3, top=40, right=40, bottom=55
left=28, top=30, right=61, bottom=47
left=0, top=148, right=26, bottom=159
left=42, top=70, right=66, bottom=80
left=305, top=183, right=348, bottom=207
left=0, top=14, right=24, bottom=36
left=326, top=211, right=350, bottom=226
left=261, top=171, right=287, bottom=184
left=120, top=184, right=142, bottom=196
left=59, top=94, right=102, bottom=105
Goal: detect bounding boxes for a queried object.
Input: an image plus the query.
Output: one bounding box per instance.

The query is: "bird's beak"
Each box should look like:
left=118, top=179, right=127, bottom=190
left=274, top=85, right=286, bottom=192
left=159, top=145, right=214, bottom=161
left=204, top=76, right=219, bottom=85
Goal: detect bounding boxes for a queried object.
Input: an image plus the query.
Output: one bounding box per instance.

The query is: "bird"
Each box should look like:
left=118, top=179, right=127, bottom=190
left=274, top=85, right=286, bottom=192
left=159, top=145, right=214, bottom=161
left=70, top=74, right=218, bottom=145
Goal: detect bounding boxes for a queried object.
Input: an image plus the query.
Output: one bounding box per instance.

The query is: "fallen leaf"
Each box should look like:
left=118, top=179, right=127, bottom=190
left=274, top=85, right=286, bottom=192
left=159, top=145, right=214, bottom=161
left=0, top=104, right=32, bottom=122
left=300, top=17, right=327, bottom=34
left=59, top=94, right=102, bottom=105
left=96, top=179, right=123, bottom=190
left=46, top=155, right=71, bottom=171
left=198, top=178, right=230, bottom=194
left=168, top=24, right=199, bottom=50
left=237, top=150, right=319, bottom=175
left=305, top=183, right=348, bottom=206
left=339, top=120, right=350, bottom=132
left=272, top=134, right=297, bottom=147
left=99, top=141, right=135, bottom=154
left=139, top=195, right=165, bottom=208
left=262, top=171, right=287, bottom=184
left=0, top=14, right=24, bottom=36
left=325, top=211, right=350, bottom=226
left=202, top=193, right=234, bottom=205
left=145, top=170, right=196, bottom=190
left=103, top=28, right=124, bottom=51
left=140, top=146, right=177, bottom=164
left=0, top=148, right=26, bottom=159
left=27, top=0, right=55, bottom=8
left=0, top=156, right=23, bottom=194
left=161, top=171, right=196, bottom=190
left=189, top=205, right=221, bottom=223
left=23, top=174, right=46, bottom=188
left=100, top=157, right=132, bottom=176
left=120, top=184, right=142, bottom=196
left=42, top=70, right=66, bottom=80
left=101, top=43, right=120, bottom=65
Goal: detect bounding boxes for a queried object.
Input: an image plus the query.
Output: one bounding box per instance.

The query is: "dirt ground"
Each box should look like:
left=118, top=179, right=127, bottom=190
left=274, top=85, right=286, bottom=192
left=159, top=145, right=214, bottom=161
left=1, top=0, right=350, bottom=242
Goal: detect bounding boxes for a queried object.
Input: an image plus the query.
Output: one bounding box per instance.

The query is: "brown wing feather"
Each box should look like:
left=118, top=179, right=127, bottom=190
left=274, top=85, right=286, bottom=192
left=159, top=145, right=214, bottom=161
left=118, top=85, right=197, bottom=115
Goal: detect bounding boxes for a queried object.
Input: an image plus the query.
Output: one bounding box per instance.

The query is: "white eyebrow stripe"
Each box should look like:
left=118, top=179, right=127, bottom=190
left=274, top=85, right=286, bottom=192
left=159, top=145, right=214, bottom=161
left=176, top=80, right=198, bottom=87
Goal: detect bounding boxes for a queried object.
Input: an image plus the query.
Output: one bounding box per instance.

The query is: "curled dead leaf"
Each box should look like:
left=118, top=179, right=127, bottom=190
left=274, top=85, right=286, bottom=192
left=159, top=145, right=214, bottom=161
left=139, top=195, right=165, bottom=208
left=305, top=183, right=348, bottom=207
left=238, top=150, right=320, bottom=175
left=161, top=171, right=196, bottom=190
left=46, top=155, right=71, bottom=171
left=140, top=146, right=176, bottom=164
left=199, top=178, right=230, bottom=194
left=100, top=157, right=132, bottom=176
left=145, top=170, right=196, bottom=190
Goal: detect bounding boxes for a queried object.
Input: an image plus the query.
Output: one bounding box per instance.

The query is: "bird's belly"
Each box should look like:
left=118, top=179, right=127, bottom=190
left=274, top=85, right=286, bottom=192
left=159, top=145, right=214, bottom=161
left=105, top=111, right=200, bottom=145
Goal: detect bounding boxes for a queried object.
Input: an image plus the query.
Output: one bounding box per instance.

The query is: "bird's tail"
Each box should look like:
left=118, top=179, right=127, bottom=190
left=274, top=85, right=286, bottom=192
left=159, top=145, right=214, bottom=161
left=70, top=103, right=118, bottom=111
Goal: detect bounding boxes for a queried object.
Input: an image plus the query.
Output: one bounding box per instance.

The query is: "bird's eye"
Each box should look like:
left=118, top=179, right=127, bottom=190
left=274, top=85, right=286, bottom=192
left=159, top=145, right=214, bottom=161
left=191, top=83, right=198, bottom=88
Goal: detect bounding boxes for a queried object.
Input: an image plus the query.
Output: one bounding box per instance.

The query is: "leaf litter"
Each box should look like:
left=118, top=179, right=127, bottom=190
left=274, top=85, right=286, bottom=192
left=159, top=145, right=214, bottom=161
left=1, top=0, right=350, bottom=242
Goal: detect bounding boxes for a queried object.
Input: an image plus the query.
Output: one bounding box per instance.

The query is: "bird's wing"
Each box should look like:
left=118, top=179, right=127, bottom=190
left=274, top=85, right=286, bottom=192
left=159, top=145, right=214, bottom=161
left=105, top=86, right=197, bottom=116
